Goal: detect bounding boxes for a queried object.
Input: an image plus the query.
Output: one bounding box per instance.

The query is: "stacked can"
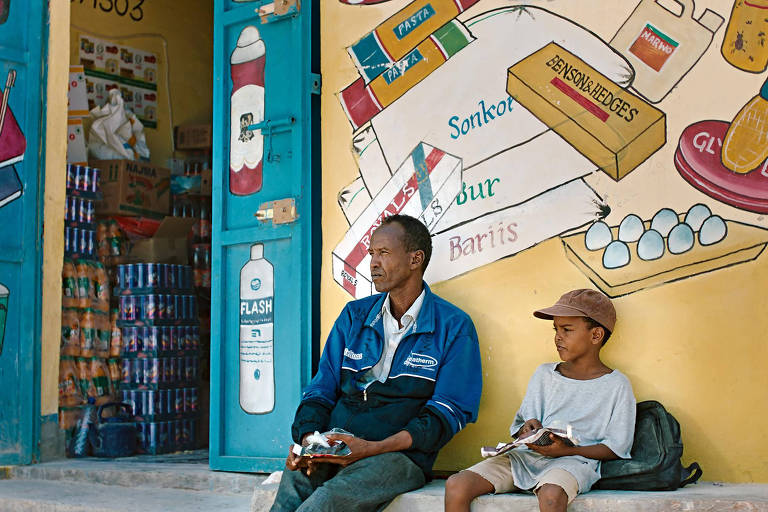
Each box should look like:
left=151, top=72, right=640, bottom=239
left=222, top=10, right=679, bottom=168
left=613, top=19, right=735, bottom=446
left=116, top=263, right=199, bottom=454
left=64, top=165, right=100, bottom=258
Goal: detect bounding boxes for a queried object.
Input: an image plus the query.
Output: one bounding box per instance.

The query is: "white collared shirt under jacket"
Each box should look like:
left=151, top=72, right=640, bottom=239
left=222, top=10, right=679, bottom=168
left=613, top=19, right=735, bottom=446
left=367, top=289, right=426, bottom=383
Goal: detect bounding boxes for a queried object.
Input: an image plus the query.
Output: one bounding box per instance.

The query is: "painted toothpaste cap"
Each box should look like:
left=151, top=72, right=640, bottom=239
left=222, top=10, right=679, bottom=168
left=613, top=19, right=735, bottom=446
left=231, top=26, right=266, bottom=64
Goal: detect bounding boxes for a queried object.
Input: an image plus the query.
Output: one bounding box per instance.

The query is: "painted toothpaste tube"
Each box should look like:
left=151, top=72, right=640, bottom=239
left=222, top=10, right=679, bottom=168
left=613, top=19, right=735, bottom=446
left=332, top=142, right=462, bottom=298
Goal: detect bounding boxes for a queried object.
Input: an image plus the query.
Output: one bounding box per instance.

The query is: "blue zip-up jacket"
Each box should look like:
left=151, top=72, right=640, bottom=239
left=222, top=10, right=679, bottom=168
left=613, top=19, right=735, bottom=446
left=291, top=284, right=482, bottom=478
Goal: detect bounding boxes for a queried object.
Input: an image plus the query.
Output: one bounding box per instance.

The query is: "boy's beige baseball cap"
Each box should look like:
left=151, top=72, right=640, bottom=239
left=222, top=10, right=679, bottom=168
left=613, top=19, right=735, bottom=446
left=533, top=289, right=616, bottom=332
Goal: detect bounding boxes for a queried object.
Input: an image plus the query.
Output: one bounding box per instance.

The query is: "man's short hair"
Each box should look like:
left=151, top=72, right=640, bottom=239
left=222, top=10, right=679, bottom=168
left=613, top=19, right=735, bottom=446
left=584, top=317, right=612, bottom=345
left=380, top=214, right=432, bottom=272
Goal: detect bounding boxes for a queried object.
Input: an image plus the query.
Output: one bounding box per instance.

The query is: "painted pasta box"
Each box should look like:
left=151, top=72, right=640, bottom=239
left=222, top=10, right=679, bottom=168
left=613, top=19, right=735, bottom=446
left=347, top=0, right=480, bottom=82
left=332, top=143, right=462, bottom=298
left=507, top=42, right=666, bottom=182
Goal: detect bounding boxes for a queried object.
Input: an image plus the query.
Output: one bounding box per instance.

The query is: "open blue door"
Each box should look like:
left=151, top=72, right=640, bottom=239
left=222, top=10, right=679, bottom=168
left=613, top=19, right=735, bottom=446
left=210, top=0, right=319, bottom=472
left=0, top=1, right=46, bottom=464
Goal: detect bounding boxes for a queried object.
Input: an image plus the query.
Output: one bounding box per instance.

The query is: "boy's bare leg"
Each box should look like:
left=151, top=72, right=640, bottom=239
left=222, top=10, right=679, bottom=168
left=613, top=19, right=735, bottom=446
left=444, top=470, right=495, bottom=512
left=536, top=483, right=568, bottom=512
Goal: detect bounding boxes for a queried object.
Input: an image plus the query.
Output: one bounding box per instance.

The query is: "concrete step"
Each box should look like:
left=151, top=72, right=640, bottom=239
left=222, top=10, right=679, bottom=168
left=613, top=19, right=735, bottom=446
left=0, top=479, right=251, bottom=512
left=8, top=456, right=264, bottom=495
left=251, top=479, right=768, bottom=512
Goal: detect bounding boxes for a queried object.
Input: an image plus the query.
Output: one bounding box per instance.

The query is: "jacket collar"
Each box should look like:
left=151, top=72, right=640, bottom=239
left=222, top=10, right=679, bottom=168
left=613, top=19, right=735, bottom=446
left=365, top=282, right=436, bottom=335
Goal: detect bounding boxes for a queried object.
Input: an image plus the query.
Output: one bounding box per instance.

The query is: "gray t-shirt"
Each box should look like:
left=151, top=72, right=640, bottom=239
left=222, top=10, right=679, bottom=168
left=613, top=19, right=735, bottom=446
left=506, top=363, right=636, bottom=493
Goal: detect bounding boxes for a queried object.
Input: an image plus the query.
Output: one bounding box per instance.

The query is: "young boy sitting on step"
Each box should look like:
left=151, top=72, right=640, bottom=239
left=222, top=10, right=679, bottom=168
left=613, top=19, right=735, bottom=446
left=444, top=289, right=636, bottom=512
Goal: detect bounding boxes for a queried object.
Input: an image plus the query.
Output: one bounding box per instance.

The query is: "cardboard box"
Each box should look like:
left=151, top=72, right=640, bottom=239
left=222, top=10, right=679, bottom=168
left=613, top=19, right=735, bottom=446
left=67, top=118, right=88, bottom=165
left=506, top=42, right=666, bottom=181
left=128, top=216, right=197, bottom=264
left=92, top=159, right=171, bottom=218
left=175, top=124, right=212, bottom=150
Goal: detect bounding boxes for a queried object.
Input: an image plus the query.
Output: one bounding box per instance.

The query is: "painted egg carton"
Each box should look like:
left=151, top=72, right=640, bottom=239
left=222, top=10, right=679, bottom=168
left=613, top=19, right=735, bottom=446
left=561, top=205, right=768, bottom=297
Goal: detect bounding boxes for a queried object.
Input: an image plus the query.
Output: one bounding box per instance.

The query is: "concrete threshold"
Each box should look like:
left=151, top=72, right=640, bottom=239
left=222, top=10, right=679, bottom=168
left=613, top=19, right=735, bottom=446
left=251, top=479, right=768, bottom=512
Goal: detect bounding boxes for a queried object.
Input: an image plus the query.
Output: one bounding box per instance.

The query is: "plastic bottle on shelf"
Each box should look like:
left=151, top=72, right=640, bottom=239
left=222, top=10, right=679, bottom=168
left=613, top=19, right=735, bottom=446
left=62, top=259, right=78, bottom=308
left=59, top=356, right=84, bottom=407
left=79, top=310, right=96, bottom=358
left=239, top=243, right=274, bottom=414
left=93, top=261, right=110, bottom=311
left=61, top=308, right=81, bottom=356
left=76, top=261, right=93, bottom=309
left=109, top=308, right=122, bottom=357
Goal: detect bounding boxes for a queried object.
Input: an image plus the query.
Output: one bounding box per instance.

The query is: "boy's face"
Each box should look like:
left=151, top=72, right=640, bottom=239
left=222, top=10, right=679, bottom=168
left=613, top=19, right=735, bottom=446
left=552, top=316, right=602, bottom=362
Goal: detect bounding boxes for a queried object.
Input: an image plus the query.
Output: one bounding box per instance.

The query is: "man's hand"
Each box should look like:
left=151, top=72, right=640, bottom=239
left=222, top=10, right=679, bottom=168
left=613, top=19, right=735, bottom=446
left=516, top=419, right=542, bottom=439
left=313, top=434, right=378, bottom=467
left=526, top=433, right=575, bottom=458
left=284, top=433, right=314, bottom=474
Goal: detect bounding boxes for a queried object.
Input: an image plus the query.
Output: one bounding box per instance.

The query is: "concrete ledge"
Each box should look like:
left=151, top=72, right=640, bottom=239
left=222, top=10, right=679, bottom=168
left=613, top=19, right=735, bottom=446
left=251, top=480, right=768, bottom=512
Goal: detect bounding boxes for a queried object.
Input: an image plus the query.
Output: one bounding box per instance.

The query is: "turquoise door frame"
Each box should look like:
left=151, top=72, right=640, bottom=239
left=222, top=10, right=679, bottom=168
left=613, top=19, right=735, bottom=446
left=209, top=0, right=320, bottom=472
left=0, top=1, right=46, bottom=464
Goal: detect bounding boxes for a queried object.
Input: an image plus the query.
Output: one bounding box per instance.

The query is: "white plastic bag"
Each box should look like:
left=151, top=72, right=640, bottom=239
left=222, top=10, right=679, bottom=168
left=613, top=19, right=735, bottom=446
left=88, top=88, right=150, bottom=161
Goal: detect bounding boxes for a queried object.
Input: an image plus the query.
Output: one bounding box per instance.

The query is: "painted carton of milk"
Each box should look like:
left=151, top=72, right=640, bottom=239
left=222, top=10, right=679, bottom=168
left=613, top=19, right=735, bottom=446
left=332, top=143, right=462, bottom=298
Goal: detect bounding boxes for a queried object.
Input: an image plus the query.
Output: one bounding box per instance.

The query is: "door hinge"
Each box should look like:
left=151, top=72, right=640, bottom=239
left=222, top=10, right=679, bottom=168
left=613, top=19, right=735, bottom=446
left=256, top=198, right=298, bottom=225
left=310, top=73, right=321, bottom=96
left=257, top=0, right=300, bottom=24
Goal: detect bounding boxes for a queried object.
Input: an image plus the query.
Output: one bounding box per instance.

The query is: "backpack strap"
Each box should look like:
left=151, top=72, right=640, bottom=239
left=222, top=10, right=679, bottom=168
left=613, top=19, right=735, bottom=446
left=680, top=462, right=703, bottom=487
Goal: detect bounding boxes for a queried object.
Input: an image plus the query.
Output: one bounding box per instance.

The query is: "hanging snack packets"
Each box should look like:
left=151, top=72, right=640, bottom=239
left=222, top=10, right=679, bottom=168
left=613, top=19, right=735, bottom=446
left=332, top=143, right=461, bottom=298
left=348, top=0, right=480, bottom=83
left=506, top=42, right=666, bottom=182
left=341, top=20, right=473, bottom=130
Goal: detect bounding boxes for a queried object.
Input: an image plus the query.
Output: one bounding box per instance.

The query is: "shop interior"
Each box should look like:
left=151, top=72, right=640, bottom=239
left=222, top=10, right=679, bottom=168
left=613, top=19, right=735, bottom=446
left=58, top=1, right=216, bottom=461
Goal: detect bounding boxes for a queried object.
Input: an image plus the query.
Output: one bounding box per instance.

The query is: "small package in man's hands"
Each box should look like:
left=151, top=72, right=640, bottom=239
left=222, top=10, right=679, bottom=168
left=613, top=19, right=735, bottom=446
left=292, top=428, right=354, bottom=458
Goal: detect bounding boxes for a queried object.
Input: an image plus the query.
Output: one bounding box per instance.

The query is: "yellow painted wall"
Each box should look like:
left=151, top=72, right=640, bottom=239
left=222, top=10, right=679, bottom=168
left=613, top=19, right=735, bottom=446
left=41, top=0, right=72, bottom=417
left=69, top=0, right=214, bottom=166
left=42, top=2, right=213, bottom=415
left=321, top=0, right=768, bottom=483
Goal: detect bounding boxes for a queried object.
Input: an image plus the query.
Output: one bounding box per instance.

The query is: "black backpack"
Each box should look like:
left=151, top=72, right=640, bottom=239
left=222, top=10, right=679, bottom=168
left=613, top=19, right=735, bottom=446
left=594, top=400, right=702, bottom=491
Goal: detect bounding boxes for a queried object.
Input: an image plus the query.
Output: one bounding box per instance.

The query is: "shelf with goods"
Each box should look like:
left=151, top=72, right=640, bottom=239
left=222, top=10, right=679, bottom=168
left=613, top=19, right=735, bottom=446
left=59, top=164, right=127, bottom=438
left=115, top=262, right=200, bottom=454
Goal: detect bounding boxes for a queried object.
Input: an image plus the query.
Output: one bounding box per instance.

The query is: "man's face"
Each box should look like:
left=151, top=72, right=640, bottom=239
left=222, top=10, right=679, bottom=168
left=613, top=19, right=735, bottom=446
left=552, top=316, right=600, bottom=362
left=368, top=223, right=418, bottom=293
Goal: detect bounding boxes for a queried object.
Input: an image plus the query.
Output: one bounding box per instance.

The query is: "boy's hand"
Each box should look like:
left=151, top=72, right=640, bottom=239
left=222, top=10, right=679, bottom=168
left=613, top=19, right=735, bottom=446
left=517, top=419, right=543, bottom=438
left=527, top=433, right=575, bottom=458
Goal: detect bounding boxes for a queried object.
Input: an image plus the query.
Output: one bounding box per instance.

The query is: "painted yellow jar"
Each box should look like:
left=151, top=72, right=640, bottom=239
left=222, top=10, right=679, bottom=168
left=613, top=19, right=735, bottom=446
left=722, top=0, right=768, bottom=73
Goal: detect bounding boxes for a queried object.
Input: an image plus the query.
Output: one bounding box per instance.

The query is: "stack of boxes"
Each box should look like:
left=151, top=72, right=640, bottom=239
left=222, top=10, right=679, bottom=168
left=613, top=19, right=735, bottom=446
left=59, top=164, right=121, bottom=430
left=115, top=263, right=199, bottom=454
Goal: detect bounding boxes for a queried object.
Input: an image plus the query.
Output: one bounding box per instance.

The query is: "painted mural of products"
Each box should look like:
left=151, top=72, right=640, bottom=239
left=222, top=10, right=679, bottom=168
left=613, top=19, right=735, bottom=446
left=610, top=0, right=723, bottom=103
left=722, top=0, right=768, bottom=73
left=0, top=70, right=25, bottom=168
left=722, top=77, right=768, bottom=173
left=348, top=0, right=480, bottom=83
left=340, top=20, right=473, bottom=130
left=230, top=26, right=266, bottom=196
left=239, top=243, right=274, bottom=414
left=676, top=119, right=768, bottom=213
left=507, top=43, right=666, bottom=182
left=368, top=6, right=634, bottom=174
left=332, top=143, right=462, bottom=298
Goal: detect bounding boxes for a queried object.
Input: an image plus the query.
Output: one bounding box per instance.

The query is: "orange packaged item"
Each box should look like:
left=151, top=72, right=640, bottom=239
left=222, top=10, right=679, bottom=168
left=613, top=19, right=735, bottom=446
left=62, top=259, right=78, bottom=308
left=94, top=312, right=110, bottom=358
left=61, top=308, right=81, bottom=356
left=107, top=358, right=121, bottom=393
left=109, top=308, right=122, bottom=357
left=79, top=309, right=96, bottom=358
left=76, top=261, right=94, bottom=309
left=59, top=356, right=84, bottom=407
left=76, top=356, right=95, bottom=398
left=93, top=261, right=110, bottom=311
left=96, top=221, right=109, bottom=259
left=90, top=357, right=111, bottom=401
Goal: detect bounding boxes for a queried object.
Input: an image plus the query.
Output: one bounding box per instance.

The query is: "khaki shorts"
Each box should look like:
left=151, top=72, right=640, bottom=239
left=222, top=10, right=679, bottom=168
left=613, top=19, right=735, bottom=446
left=464, top=455, right=579, bottom=504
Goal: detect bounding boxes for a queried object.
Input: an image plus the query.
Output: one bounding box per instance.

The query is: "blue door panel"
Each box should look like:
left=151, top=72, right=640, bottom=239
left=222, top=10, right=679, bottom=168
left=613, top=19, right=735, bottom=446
left=211, top=0, right=316, bottom=472
left=0, top=0, right=45, bottom=464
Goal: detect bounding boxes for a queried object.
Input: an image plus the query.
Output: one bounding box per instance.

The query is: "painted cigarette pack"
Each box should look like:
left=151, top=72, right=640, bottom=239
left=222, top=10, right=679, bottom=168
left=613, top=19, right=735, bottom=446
left=332, top=143, right=462, bottom=298
left=506, top=42, right=666, bottom=181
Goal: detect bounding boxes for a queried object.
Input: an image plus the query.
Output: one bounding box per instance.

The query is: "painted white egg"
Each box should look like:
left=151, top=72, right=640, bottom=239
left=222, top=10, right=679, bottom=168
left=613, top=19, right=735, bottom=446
left=684, top=204, right=712, bottom=231
left=618, top=214, right=644, bottom=242
left=585, top=221, right=612, bottom=250
left=602, top=240, right=630, bottom=269
left=699, top=215, right=727, bottom=245
left=650, top=208, right=678, bottom=237
left=668, top=223, right=695, bottom=254
left=637, top=229, right=665, bottom=261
